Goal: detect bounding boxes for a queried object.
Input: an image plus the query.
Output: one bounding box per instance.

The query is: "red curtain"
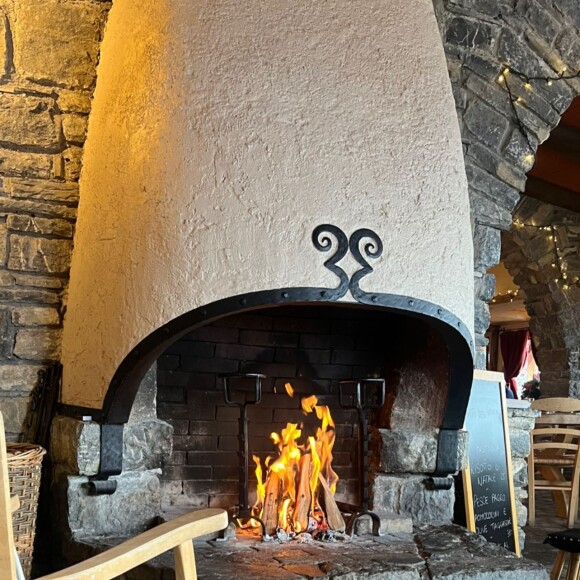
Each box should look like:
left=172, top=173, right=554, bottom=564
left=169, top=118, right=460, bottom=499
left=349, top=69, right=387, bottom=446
left=500, top=329, right=530, bottom=399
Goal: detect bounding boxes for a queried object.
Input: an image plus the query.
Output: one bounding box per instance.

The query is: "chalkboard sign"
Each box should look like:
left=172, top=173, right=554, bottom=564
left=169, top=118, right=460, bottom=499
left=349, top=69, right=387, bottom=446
left=462, top=370, right=520, bottom=556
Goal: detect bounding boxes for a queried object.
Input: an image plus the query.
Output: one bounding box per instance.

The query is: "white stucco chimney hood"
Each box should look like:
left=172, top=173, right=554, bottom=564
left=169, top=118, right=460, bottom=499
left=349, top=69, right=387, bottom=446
left=60, top=0, right=474, bottom=425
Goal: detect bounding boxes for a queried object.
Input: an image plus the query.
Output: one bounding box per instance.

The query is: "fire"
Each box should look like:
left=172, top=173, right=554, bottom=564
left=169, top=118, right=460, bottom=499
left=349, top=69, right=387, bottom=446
left=251, top=386, right=342, bottom=536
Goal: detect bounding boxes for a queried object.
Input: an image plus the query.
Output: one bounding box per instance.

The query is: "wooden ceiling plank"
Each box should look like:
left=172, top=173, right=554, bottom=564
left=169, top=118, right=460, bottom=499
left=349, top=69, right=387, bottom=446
left=525, top=176, right=580, bottom=214
left=542, top=125, right=580, bottom=161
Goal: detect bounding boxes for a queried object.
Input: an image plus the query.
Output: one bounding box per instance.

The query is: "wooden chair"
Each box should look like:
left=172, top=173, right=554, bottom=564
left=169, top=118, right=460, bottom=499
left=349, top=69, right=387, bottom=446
left=528, top=427, right=580, bottom=528
left=531, top=398, right=580, bottom=522
left=533, top=398, right=580, bottom=427
left=0, top=412, right=228, bottom=580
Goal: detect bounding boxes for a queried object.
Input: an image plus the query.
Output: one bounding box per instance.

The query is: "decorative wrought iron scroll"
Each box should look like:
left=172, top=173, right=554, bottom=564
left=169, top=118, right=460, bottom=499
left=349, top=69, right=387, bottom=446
left=312, top=224, right=383, bottom=301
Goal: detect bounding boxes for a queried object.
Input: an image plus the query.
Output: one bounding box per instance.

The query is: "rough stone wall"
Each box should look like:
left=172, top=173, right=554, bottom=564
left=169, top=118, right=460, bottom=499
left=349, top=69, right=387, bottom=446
left=0, top=0, right=110, bottom=438
left=503, top=196, right=580, bottom=397
left=507, top=405, right=539, bottom=549
left=434, top=0, right=580, bottom=369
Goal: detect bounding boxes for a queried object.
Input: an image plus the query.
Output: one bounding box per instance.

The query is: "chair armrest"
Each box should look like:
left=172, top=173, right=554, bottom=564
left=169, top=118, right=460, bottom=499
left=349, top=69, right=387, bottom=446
left=38, top=508, right=228, bottom=580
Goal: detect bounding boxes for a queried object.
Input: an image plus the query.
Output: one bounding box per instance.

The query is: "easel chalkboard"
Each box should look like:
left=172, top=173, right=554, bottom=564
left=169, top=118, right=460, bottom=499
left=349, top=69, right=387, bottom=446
left=462, top=370, right=520, bottom=556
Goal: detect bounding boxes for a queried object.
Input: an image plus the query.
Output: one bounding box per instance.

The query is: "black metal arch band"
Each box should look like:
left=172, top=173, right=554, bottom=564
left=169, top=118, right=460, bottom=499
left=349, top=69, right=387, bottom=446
left=62, top=224, right=474, bottom=435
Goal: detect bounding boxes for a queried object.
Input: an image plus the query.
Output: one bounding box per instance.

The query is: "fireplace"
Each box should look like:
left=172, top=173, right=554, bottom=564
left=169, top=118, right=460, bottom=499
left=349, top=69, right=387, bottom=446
left=156, top=262, right=471, bottom=539
left=49, top=0, right=478, bottom=569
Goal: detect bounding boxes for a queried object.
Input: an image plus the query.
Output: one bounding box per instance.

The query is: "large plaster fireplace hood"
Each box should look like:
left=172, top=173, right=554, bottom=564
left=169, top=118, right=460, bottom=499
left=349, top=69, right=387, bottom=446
left=60, top=0, right=474, bottom=428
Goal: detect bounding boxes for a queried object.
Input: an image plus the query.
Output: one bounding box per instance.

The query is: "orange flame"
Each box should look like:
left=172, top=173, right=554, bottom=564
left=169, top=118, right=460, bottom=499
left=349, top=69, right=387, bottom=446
left=251, top=384, right=339, bottom=533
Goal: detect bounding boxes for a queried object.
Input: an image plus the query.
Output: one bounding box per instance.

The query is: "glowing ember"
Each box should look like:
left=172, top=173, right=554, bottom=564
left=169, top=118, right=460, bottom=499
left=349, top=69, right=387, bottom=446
left=251, top=385, right=343, bottom=536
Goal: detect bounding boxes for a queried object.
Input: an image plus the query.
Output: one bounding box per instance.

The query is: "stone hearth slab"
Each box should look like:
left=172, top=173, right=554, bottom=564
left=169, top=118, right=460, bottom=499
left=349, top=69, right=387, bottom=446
left=69, top=524, right=548, bottom=579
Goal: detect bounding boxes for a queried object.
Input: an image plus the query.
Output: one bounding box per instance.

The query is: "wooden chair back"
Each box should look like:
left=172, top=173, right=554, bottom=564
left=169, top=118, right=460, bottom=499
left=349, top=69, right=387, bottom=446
left=532, top=397, right=580, bottom=413
left=528, top=427, right=580, bottom=528
left=0, top=411, right=228, bottom=580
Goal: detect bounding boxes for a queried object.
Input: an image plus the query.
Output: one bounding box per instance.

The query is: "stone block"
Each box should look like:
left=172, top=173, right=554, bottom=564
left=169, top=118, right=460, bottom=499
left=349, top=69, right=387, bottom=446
left=58, top=91, right=93, bottom=114
left=0, top=196, right=77, bottom=220
left=464, top=100, right=510, bottom=151
left=354, top=512, right=413, bottom=535
left=13, top=0, right=109, bottom=89
left=0, top=149, right=53, bottom=179
left=129, top=364, right=158, bottom=422
left=0, top=364, right=43, bottom=392
left=12, top=306, right=60, bottom=326
left=50, top=416, right=100, bottom=476
left=465, top=162, right=520, bottom=211
left=556, top=29, right=580, bottom=70
left=473, top=224, right=501, bottom=273
left=512, top=457, right=528, bottom=487
left=515, top=498, right=528, bottom=528
left=5, top=178, right=79, bottom=204
left=0, top=93, right=60, bottom=150
left=468, top=187, right=512, bottom=231
left=7, top=215, right=73, bottom=238
left=373, top=475, right=454, bottom=525
left=62, top=146, right=83, bottom=180
left=123, top=419, right=173, bottom=471
left=503, top=127, right=537, bottom=170
left=62, top=114, right=88, bottom=144
left=474, top=296, right=491, bottom=337
left=497, top=162, right=526, bottom=191
left=445, top=17, right=496, bottom=50
left=376, top=429, right=438, bottom=473
left=0, top=221, right=7, bottom=266
left=8, top=235, right=72, bottom=273
left=13, top=328, right=61, bottom=360
left=66, top=470, right=161, bottom=538
left=507, top=408, right=539, bottom=431
left=508, top=427, right=531, bottom=458
left=0, top=11, right=8, bottom=78
left=0, top=286, right=60, bottom=305
left=0, top=396, right=29, bottom=435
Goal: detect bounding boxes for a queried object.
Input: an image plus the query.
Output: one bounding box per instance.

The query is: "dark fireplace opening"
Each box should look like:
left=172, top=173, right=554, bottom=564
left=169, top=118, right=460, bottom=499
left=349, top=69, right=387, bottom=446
left=156, top=303, right=451, bottom=532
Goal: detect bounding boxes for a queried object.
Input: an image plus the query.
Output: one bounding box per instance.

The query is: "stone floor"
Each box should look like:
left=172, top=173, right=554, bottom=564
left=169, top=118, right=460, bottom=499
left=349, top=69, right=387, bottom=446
left=75, top=523, right=548, bottom=579
left=522, top=490, right=574, bottom=574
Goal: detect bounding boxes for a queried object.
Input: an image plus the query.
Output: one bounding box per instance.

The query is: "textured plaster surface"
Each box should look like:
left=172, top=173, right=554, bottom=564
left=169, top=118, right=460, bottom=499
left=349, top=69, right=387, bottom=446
left=61, top=0, right=473, bottom=408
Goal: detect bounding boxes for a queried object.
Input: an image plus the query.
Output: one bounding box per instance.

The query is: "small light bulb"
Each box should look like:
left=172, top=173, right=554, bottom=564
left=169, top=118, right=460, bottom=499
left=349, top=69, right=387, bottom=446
left=516, top=96, right=524, bottom=103
left=497, top=75, right=505, bottom=84
left=524, top=154, right=535, bottom=164
left=563, top=284, right=570, bottom=291
left=504, top=68, right=510, bottom=75
left=555, top=278, right=560, bottom=283
left=552, top=264, right=557, bottom=268
left=524, top=82, right=532, bottom=90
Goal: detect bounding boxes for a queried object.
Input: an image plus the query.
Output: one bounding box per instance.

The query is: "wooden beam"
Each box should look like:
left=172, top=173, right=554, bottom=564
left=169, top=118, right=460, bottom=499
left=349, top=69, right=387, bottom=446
left=543, top=124, right=580, bottom=161
left=525, top=177, right=580, bottom=214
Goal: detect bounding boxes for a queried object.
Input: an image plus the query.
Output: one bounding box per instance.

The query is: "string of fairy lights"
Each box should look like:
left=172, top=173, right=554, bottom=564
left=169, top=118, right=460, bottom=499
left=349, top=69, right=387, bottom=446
left=494, top=62, right=580, bottom=293
left=512, top=219, right=580, bottom=292
left=496, top=62, right=580, bottom=168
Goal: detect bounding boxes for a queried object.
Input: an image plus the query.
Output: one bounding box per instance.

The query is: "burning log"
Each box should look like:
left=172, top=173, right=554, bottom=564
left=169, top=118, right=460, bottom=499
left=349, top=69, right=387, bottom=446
left=318, top=472, right=346, bottom=532
left=262, top=471, right=282, bottom=535
left=293, top=454, right=312, bottom=531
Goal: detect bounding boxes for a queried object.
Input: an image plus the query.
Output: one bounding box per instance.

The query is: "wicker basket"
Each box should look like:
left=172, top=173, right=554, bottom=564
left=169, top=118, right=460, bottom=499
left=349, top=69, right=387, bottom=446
left=7, top=443, right=46, bottom=580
